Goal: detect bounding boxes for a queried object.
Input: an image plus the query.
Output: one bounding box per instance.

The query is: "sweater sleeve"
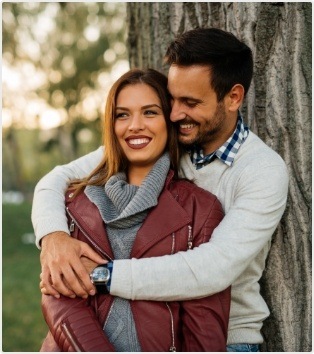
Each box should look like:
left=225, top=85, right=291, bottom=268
left=110, top=160, right=289, bottom=301
left=31, top=147, right=103, bottom=248
left=41, top=294, right=115, bottom=352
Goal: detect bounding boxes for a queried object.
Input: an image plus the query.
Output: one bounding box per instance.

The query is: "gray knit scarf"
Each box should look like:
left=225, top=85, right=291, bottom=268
left=85, top=152, right=170, bottom=352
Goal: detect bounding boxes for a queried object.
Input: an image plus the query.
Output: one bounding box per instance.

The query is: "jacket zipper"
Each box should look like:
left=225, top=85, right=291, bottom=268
left=165, top=232, right=177, bottom=352
left=165, top=302, right=176, bottom=352
left=166, top=224, right=192, bottom=351
left=166, top=225, right=193, bottom=352
left=103, top=300, right=114, bottom=329
left=66, top=207, right=113, bottom=261
left=187, top=225, right=193, bottom=250
left=171, top=232, right=175, bottom=254
left=61, top=322, right=81, bottom=352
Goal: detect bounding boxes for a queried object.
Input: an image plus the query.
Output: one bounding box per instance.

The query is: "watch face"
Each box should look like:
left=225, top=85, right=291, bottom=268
left=91, top=266, right=110, bottom=283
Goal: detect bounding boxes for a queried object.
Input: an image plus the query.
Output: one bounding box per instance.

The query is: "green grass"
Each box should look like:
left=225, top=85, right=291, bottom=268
left=2, top=202, right=48, bottom=351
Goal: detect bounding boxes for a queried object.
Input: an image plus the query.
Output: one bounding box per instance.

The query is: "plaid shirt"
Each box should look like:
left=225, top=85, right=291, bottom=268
left=189, top=114, right=249, bottom=170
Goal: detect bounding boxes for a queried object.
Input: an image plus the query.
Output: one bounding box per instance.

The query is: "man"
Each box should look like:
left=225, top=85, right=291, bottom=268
left=32, top=28, right=289, bottom=351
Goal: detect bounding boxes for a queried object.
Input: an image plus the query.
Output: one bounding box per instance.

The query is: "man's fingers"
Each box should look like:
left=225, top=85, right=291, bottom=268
left=40, top=286, right=60, bottom=299
left=50, top=265, right=77, bottom=298
left=80, top=242, right=107, bottom=265
left=61, top=262, right=91, bottom=298
left=41, top=267, right=61, bottom=298
left=39, top=232, right=103, bottom=299
left=41, top=287, right=49, bottom=295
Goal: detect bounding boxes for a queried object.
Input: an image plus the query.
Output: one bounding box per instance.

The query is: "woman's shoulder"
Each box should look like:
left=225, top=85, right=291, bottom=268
left=169, top=178, right=219, bottom=203
left=167, top=178, right=224, bottom=224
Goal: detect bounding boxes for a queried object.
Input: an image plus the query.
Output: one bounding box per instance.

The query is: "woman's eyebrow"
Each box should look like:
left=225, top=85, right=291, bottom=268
left=141, top=104, right=162, bottom=109
left=115, top=104, right=162, bottom=110
left=115, top=106, right=129, bottom=110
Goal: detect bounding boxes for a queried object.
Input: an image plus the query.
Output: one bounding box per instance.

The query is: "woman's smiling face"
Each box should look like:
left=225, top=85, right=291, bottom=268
left=114, top=83, right=168, bottom=170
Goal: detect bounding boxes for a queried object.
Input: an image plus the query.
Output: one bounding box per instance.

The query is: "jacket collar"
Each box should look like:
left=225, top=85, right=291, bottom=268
left=66, top=191, right=115, bottom=261
left=164, top=169, right=175, bottom=188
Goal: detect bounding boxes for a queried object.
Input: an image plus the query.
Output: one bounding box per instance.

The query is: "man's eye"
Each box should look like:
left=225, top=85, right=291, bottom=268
left=185, top=100, right=198, bottom=107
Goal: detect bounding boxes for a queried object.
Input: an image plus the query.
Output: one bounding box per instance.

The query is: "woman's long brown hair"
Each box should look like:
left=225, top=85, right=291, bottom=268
left=70, top=68, right=180, bottom=195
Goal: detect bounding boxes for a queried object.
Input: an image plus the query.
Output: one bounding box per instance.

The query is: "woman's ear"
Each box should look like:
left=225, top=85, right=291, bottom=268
left=225, top=84, right=245, bottom=112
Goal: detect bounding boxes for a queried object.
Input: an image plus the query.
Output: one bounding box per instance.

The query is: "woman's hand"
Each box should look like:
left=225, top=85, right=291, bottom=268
left=39, top=231, right=106, bottom=298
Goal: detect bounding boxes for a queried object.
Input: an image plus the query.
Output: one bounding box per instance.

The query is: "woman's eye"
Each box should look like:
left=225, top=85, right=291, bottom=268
left=144, top=110, right=158, bottom=116
left=115, top=112, right=128, bottom=119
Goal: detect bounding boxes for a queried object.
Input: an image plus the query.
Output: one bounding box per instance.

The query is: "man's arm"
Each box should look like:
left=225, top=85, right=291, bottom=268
left=32, top=147, right=105, bottom=298
left=110, top=161, right=289, bottom=301
left=37, top=149, right=288, bottom=302
left=32, top=146, right=103, bottom=246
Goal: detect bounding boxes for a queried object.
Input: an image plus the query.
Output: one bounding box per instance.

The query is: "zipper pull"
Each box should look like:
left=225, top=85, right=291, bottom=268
left=187, top=225, right=192, bottom=249
left=69, top=220, right=75, bottom=233
left=169, top=347, right=176, bottom=352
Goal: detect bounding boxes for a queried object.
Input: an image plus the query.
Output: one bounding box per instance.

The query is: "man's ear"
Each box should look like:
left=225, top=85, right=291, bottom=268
left=225, top=84, right=245, bottom=112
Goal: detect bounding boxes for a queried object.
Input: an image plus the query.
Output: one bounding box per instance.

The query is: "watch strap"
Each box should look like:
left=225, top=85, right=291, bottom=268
left=95, top=284, right=109, bottom=294
left=105, top=262, right=113, bottom=291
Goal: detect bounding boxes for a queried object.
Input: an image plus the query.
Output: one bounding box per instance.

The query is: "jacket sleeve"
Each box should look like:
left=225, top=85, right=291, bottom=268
left=32, top=147, right=103, bottom=248
left=181, top=196, right=230, bottom=351
left=41, top=294, right=115, bottom=352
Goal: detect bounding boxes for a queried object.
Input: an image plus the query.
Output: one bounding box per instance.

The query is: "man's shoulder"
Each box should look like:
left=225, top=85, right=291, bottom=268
left=179, top=132, right=288, bottom=184
left=233, top=132, right=289, bottom=191
left=236, top=131, right=287, bottom=169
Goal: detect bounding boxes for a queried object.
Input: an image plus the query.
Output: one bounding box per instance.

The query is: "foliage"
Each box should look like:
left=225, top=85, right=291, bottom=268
left=3, top=2, right=127, bottom=119
left=2, top=5, right=129, bottom=349
left=2, top=2, right=128, bottom=193
left=2, top=125, right=101, bottom=194
left=2, top=202, right=47, bottom=351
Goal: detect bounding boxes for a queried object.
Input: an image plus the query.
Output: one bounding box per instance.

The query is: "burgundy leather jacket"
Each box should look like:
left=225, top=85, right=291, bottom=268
left=41, top=171, right=230, bottom=352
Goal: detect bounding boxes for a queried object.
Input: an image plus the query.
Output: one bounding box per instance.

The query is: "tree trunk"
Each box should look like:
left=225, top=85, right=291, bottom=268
left=126, top=3, right=312, bottom=352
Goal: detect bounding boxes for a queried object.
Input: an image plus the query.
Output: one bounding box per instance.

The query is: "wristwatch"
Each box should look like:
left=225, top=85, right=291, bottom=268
left=90, top=265, right=110, bottom=294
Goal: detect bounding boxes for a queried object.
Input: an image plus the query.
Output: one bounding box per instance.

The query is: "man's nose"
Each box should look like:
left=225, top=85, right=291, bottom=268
left=170, top=101, right=186, bottom=122
left=129, top=114, right=144, bottom=131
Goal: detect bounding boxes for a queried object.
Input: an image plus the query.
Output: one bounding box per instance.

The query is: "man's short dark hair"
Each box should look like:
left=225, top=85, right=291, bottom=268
left=165, top=28, right=253, bottom=101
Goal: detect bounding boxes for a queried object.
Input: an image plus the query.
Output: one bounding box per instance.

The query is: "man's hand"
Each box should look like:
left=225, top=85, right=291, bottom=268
left=39, top=231, right=106, bottom=298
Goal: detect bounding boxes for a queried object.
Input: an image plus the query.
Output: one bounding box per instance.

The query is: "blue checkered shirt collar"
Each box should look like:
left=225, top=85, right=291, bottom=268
left=189, top=114, right=249, bottom=170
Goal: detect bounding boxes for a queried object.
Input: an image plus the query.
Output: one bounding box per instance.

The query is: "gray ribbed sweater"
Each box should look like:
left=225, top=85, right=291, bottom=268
left=85, top=153, right=170, bottom=352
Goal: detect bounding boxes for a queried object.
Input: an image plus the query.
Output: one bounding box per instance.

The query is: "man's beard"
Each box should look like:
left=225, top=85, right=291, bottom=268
left=178, top=102, right=226, bottom=149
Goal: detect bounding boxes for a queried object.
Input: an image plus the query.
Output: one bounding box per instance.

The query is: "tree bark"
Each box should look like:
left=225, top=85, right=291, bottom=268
left=126, top=3, right=312, bottom=352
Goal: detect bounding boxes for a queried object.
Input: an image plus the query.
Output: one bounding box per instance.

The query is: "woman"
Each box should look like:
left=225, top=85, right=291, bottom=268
left=40, top=68, right=230, bottom=352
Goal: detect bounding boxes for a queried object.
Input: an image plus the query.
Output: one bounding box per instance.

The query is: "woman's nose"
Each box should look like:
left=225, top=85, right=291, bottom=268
left=128, top=114, right=144, bottom=131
